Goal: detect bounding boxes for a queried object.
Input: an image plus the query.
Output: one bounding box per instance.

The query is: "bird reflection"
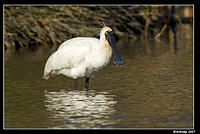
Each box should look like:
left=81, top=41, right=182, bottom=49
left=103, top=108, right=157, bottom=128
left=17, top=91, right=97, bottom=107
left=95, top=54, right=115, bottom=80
left=44, top=90, right=117, bottom=128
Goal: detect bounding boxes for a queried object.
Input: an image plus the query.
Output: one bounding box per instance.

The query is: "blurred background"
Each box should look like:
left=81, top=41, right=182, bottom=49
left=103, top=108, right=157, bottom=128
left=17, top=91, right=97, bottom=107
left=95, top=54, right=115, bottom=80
left=4, top=5, right=193, bottom=50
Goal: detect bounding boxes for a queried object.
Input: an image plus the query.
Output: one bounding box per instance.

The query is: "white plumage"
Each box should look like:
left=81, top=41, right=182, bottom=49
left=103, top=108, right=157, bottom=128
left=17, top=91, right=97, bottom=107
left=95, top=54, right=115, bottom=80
left=43, top=26, right=125, bottom=89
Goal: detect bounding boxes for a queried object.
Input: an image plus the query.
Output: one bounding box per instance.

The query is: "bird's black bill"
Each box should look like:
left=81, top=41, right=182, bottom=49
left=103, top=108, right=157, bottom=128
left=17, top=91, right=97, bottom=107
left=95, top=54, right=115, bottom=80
left=106, top=32, right=125, bottom=65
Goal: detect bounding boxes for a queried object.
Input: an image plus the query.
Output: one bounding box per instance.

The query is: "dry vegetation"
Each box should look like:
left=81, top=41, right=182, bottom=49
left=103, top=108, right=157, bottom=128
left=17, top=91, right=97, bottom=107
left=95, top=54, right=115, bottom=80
left=4, top=5, right=190, bottom=49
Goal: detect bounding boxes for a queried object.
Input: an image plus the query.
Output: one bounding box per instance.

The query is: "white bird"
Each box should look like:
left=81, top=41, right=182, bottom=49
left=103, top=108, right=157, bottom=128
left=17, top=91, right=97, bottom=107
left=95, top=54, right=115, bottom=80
left=42, top=26, right=125, bottom=90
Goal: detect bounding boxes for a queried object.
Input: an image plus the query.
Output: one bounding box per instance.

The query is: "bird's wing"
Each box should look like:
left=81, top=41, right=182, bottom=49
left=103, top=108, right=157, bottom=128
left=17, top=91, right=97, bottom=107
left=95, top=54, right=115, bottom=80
left=43, top=38, right=94, bottom=74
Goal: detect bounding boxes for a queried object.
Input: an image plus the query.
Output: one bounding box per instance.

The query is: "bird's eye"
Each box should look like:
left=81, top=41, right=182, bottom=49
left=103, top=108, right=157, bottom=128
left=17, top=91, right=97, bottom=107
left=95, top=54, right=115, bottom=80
left=105, top=32, right=108, bottom=35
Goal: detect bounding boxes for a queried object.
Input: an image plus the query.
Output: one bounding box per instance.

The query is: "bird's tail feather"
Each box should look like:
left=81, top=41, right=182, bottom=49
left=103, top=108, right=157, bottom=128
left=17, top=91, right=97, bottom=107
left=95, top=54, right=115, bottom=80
left=42, top=71, right=52, bottom=80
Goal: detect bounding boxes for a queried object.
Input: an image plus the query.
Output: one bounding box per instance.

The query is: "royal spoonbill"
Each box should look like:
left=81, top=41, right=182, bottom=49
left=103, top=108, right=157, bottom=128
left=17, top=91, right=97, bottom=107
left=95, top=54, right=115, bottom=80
left=42, top=26, right=125, bottom=90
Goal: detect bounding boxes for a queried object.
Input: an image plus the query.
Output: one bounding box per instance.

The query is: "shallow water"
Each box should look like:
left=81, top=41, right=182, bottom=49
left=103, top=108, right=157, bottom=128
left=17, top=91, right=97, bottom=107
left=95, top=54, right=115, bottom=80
left=4, top=27, right=193, bottom=129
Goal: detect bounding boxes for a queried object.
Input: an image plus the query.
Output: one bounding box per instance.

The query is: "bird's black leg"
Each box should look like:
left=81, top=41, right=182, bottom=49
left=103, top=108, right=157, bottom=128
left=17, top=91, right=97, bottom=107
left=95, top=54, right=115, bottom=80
left=85, top=77, right=89, bottom=89
left=74, top=79, right=78, bottom=90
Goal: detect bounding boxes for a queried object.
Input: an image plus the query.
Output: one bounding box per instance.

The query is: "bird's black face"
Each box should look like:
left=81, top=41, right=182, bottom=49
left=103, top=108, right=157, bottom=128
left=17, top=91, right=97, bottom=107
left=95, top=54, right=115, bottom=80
left=105, top=30, right=125, bottom=65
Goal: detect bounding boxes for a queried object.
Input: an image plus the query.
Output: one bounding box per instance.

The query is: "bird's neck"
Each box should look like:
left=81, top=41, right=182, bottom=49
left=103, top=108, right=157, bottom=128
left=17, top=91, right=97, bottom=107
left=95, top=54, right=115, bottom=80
left=100, top=38, right=109, bottom=48
left=99, top=38, right=112, bottom=58
left=96, top=38, right=112, bottom=68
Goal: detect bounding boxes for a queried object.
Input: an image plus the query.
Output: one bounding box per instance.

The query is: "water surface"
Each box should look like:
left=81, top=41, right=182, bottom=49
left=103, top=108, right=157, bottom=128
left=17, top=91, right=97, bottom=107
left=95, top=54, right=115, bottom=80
left=4, top=30, right=193, bottom=128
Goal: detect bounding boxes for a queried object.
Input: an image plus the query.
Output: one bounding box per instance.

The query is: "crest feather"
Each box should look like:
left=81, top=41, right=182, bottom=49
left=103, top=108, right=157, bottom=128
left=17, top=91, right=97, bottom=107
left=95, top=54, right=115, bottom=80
left=99, top=21, right=107, bottom=27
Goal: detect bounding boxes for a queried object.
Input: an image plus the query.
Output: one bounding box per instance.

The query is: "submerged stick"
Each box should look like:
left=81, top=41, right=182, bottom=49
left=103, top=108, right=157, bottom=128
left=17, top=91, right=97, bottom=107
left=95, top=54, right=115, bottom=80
left=154, top=24, right=167, bottom=39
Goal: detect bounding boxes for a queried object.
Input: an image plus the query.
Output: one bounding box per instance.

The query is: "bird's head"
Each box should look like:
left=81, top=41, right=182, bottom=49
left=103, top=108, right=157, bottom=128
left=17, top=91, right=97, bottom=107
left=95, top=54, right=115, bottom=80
left=100, top=26, right=125, bottom=66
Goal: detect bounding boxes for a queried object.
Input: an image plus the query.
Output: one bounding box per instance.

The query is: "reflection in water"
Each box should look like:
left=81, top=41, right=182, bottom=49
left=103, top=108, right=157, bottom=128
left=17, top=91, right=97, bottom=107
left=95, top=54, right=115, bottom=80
left=4, top=23, right=193, bottom=128
left=44, top=90, right=117, bottom=128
